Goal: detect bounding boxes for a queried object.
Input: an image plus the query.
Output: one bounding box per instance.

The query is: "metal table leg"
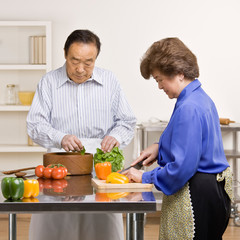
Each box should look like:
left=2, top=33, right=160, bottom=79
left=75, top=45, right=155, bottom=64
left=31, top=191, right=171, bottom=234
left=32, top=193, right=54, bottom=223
left=9, top=213, right=17, bottom=240
left=126, top=213, right=133, bottom=240
left=133, top=213, right=144, bottom=240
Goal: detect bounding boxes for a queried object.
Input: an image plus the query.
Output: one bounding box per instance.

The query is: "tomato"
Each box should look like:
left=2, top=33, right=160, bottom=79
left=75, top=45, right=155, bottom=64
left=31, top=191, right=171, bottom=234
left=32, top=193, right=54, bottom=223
left=59, top=166, right=68, bottom=177
left=35, top=165, right=45, bottom=178
left=43, top=167, right=53, bottom=179
left=37, top=178, right=45, bottom=191
left=52, top=179, right=68, bottom=193
left=43, top=179, right=52, bottom=189
left=52, top=168, right=65, bottom=180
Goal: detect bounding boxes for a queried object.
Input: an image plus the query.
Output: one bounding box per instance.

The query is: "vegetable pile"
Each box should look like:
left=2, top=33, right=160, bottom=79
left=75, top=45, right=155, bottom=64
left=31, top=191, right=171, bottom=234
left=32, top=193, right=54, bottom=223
left=1, top=177, right=39, bottom=200
left=93, top=147, right=124, bottom=172
left=35, top=164, right=68, bottom=179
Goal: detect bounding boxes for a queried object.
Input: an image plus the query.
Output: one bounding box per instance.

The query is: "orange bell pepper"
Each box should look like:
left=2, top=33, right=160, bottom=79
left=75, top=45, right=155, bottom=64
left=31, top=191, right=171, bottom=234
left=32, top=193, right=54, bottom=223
left=106, top=172, right=129, bottom=184
left=95, top=192, right=112, bottom=202
left=95, top=162, right=112, bottom=180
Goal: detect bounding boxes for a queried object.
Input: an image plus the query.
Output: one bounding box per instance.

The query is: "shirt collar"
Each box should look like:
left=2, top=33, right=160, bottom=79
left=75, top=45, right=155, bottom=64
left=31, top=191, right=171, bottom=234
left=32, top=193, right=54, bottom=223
left=176, top=79, right=201, bottom=105
left=57, top=63, right=103, bottom=88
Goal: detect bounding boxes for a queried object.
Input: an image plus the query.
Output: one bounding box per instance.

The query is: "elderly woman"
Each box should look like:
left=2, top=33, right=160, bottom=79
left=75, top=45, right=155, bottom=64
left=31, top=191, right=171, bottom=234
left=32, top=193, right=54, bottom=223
left=124, top=38, right=232, bottom=240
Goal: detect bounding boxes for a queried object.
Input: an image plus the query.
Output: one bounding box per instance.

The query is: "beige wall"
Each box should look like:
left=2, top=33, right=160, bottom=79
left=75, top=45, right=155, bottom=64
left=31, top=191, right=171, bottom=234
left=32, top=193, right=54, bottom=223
left=0, top=1, right=239, bottom=174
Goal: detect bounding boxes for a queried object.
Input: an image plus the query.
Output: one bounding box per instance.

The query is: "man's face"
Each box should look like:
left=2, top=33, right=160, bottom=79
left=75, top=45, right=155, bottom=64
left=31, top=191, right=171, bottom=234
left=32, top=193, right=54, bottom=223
left=65, top=42, right=98, bottom=84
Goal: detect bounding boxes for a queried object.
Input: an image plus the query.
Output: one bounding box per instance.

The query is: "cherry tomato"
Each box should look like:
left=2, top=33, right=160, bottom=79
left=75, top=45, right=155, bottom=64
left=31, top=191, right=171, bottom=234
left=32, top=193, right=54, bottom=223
left=37, top=178, right=45, bottom=191
left=52, top=168, right=65, bottom=179
left=59, top=166, right=68, bottom=177
left=43, top=179, right=53, bottom=189
left=43, top=167, right=53, bottom=179
left=35, top=165, right=45, bottom=178
left=52, top=179, right=68, bottom=193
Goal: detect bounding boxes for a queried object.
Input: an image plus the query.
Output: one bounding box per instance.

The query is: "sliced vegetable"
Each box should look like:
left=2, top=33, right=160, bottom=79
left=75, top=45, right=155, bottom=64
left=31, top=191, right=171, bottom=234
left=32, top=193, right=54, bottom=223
left=1, top=177, right=24, bottom=200
left=93, top=147, right=124, bottom=172
left=23, top=179, right=39, bottom=198
left=95, top=162, right=112, bottom=180
left=106, top=172, right=129, bottom=184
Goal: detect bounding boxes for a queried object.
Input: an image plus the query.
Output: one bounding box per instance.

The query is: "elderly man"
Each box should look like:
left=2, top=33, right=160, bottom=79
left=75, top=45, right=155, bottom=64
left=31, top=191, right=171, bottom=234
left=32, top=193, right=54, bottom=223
left=27, top=29, right=136, bottom=240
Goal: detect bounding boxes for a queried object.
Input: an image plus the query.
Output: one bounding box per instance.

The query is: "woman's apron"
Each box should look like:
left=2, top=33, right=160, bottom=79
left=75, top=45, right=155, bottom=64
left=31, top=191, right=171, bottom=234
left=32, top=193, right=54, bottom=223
left=29, top=138, right=124, bottom=240
left=159, top=167, right=233, bottom=240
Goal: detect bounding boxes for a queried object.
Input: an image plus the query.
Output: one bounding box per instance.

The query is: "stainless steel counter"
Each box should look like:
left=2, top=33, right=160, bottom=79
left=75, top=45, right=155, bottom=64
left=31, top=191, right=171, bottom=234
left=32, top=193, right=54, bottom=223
left=0, top=174, right=157, bottom=240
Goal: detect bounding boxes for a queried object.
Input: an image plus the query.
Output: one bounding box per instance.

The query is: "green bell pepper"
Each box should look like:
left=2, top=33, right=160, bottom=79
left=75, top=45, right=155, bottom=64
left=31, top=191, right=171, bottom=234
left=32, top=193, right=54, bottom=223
left=1, top=177, right=24, bottom=200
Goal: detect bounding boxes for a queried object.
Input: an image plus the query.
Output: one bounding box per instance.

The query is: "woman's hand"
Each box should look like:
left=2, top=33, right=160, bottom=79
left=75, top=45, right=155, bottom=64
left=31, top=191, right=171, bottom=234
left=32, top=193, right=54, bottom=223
left=123, top=168, right=143, bottom=183
left=61, top=134, right=83, bottom=152
left=131, top=143, right=159, bottom=167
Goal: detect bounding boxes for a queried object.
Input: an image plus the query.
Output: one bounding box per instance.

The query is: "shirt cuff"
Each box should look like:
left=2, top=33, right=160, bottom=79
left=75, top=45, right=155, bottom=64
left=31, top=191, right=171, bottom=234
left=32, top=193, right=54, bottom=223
left=109, top=133, right=122, bottom=146
left=52, top=131, right=66, bottom=149
left=142, top=171, right=154, bottom=184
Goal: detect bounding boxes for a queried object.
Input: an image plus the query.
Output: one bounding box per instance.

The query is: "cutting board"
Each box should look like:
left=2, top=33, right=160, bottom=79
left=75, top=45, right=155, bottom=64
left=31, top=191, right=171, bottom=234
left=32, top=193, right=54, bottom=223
left=91, top=178, right=153, bottom=191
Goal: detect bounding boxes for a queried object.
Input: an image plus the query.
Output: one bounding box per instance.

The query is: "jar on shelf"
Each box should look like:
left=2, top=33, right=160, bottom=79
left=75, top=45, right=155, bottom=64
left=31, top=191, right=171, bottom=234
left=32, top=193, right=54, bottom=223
left=5, top=84, right=16, bottom=105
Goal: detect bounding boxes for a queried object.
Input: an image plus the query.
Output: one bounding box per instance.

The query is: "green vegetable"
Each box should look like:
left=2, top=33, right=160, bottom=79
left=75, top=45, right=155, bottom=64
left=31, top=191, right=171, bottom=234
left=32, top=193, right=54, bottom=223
left=1, top=177, right=24, bottom=200
left=80, top=146, right=86, bottom=155
left=93, top=147, right=124, bottom=172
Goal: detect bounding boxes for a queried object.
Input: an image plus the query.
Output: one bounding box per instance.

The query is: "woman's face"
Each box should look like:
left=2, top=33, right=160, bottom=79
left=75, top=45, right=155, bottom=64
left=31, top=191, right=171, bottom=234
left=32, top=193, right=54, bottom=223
left=152, top=69, right=186, bottom=99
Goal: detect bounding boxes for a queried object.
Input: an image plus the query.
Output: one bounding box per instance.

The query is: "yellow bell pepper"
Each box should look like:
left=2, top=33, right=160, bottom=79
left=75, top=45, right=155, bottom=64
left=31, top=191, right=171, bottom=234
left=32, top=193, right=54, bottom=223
left=106, top=172, right=129, bottom=184
left=107, top=192, right=129, bottom=200
left=22, top=197, right=39, bottom=202
left=23, top=179, right=39, bottom=198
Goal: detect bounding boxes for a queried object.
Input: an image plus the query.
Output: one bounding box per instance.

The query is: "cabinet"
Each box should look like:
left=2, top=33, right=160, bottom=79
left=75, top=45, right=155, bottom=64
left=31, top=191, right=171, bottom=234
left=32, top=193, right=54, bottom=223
left=0, top=21, right=51, bottom=168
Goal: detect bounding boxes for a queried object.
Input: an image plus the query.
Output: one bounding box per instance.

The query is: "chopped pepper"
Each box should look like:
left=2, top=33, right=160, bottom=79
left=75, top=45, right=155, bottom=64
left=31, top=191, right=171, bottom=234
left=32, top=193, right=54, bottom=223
left=95, top=162, right=112, bottom=180
left=106, top=172, right=129, bottom=184
left=1, top=177, right=24, bottom=200
left=23, top=179, right=39, bottom=198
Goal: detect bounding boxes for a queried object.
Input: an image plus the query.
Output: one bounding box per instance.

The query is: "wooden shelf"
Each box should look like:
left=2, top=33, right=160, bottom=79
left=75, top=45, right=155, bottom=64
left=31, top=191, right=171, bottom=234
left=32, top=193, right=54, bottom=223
left=0, top=21, right=51, bottom=27
left=224, top=150, right=240, bottom=159
left=0, top=144, right=46, bottom=153
left=0, top=20, right=51, bottom=160
left=0, top=105, right=30, bottom=111
left=0, top=64, right=47, bottom=70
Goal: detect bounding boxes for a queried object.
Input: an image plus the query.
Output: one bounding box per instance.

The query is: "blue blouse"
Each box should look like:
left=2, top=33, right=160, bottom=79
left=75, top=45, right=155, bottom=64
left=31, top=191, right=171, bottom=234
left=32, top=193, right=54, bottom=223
left=142, top=79, right=229, bottom=195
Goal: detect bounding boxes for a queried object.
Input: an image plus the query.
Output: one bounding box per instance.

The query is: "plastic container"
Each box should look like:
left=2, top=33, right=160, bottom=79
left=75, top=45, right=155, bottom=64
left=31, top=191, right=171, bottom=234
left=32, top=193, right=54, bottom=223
left=6, top=84, right=16, bottom=105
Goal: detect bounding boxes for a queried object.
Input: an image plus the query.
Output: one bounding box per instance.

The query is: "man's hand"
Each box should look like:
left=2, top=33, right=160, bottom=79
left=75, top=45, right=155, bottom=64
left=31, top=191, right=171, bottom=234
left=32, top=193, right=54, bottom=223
left=101, top=136, right=120, bottom=152
left=61, top=134, right=83, bottom=152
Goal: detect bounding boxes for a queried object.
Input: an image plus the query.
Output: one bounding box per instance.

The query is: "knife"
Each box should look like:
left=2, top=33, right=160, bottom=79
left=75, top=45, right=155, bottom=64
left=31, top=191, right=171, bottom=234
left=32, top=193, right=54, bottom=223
left=118, top=159, right=145, bottom=174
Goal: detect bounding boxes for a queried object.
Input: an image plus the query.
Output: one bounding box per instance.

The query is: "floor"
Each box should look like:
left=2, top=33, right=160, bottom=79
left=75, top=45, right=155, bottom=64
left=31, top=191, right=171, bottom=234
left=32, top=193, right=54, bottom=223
left=0, top=213, right=240, bottom=240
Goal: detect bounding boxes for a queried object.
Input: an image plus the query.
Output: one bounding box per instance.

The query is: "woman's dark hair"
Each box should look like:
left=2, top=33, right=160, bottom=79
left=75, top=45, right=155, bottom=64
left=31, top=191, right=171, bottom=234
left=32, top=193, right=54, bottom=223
left=64, top=29, right=101, bottom=57
left=140, top=38, right=199, bottom=80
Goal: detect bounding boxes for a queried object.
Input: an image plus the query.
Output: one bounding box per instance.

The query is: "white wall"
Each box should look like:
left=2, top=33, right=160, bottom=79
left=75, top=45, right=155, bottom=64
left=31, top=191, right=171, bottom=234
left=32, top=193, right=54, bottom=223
left=1, top=0, right=240, bottom=170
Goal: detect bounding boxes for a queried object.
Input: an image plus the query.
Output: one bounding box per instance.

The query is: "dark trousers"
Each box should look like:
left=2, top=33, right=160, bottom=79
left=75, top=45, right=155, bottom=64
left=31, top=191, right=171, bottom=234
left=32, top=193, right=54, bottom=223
left=189, top=172, right=231, bottom=240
